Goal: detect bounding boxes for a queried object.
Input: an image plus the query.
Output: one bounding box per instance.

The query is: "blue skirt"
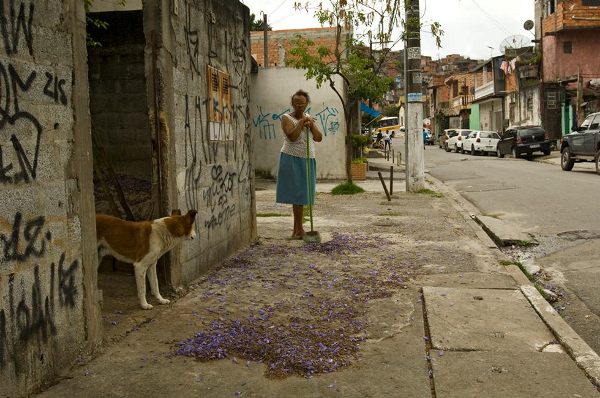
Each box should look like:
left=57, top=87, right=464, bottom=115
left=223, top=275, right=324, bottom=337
left=276, top=152, right=317, bottom=205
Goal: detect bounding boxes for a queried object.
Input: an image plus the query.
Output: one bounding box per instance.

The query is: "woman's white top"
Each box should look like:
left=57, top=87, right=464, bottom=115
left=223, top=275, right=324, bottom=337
left=280, top=113, right=315, bottom=159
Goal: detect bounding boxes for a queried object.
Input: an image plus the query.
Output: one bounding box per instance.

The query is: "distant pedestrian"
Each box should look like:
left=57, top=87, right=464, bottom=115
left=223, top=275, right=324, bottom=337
left=381, top=131, right=390, bottom=149
left=422, top=129, right=427, bottom=149
left=384, top=131, right=392, bottom=151
left=275, top=89, right=323, bottom=240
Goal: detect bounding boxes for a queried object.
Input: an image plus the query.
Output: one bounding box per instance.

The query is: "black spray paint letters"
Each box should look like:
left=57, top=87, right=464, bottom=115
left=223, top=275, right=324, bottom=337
left=0, top=212, right=50, bottom=263
left=0, top=256, right=79, bottom=369
left=0, top=0, right=34, bottom=56
left=203, top=165, right=237, bottom=230
left=0, top=62, right=69, bottom=185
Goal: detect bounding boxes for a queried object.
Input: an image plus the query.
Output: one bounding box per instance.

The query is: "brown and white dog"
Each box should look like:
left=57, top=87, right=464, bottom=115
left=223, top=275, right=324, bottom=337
left=96, top=209, right=198, bottom=310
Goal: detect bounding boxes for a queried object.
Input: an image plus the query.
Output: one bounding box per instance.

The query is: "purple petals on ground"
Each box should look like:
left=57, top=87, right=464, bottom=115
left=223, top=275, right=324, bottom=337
left=175, top=232, right=410, bottom=378
left=175, top=304, right=366, bottom=378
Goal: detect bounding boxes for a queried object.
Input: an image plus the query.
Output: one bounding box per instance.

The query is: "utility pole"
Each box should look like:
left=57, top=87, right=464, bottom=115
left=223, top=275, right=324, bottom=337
left=404, top=0, right=424, bottom=192
left=263, top=13, right=269, bottom=67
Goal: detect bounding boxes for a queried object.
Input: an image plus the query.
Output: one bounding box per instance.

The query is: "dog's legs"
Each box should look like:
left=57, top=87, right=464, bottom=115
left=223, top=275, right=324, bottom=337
left=134, top=263, right=153, bottom=310
left=147, top=262, right=170, bottom=305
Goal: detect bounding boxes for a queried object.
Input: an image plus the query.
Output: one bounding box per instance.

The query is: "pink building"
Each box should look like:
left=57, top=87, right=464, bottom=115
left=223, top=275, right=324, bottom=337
left=538, top=0, right=600, bottom=134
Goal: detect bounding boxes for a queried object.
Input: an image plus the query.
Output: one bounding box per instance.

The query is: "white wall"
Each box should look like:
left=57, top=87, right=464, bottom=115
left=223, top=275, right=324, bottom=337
left=250, top=68, right=347, bottom=179
left=478, top=98, right=503, bottom=132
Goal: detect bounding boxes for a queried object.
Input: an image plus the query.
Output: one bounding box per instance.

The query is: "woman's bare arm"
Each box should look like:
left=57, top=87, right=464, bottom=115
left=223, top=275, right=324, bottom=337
left=281, top=115, right=307, bottom=142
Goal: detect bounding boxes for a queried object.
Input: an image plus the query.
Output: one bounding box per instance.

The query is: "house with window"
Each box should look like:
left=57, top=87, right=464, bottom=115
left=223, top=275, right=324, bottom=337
left=470, top=56, right=506, bottom=133
left=536, top=0, right=600, bottom=135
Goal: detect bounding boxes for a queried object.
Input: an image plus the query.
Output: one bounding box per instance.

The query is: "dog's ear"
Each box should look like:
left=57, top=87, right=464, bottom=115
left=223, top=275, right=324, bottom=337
left=171, top=209, right=182, bottom=216
left=186, top=210, right=198, bottom=221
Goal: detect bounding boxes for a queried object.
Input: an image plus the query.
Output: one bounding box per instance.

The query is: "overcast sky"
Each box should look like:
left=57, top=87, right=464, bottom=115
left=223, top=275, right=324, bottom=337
left=240, top=0, right=535, bottom=60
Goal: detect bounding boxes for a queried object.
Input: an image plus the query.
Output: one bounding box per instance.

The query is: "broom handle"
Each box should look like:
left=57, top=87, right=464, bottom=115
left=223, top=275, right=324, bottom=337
left=306, top=126, right=314, bottom=232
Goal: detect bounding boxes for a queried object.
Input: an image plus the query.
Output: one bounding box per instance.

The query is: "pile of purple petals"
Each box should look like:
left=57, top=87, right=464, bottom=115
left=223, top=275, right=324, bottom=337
left=175, top=233, right=410, bottom=377
left=174, top=308, right=366, bottom=378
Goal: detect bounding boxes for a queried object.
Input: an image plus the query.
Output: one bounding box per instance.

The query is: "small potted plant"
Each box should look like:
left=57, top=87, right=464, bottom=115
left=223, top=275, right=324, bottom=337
left=351, top=134, right=370, bottom=180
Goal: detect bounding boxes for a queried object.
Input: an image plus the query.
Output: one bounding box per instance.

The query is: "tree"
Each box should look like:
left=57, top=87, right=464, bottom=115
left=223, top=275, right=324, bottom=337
left=288, top=0, right=442, bottom=182
left=249, top=13, right=272, bottom=31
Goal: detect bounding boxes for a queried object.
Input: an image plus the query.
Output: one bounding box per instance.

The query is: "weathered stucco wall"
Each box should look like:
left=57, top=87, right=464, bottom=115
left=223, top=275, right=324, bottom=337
left=249, top=68, right=347, bottom=180
left=153, top=0, right=256, bottom=285
left=0, top=1, right=100, bottom=395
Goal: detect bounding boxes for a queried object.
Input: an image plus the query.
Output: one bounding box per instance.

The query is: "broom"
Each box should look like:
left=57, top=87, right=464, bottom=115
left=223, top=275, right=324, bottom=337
left=303, top=119, right=321, bottom=244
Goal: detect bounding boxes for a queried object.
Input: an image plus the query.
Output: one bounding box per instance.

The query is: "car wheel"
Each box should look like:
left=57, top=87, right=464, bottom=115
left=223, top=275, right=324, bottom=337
left=470, top=145, right=476, bottom=156
left=461, top=145, right=465, bottom=154
left=561, top=147, right=575, bottom=171
left=444, top=144, right=450, bottom=152
left=543, top=149, right=551, bottom=156
left=511, top=147, right=520, bottom=158
left=454, top=144, right=458, bottom=153
left=595, top=149, right=600, bottom=175
left=497, top=148, right=504, bottom=158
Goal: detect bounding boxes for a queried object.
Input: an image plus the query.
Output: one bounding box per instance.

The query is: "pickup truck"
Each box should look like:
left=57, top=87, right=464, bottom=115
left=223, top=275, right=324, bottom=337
left=560, top=112, right=600, bottom=174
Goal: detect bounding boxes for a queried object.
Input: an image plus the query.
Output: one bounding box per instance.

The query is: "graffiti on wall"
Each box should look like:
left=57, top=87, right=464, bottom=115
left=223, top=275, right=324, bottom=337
left=0, top=214, right=80, bottom=372
left=0, top=2, right=69, bottom=186
left=252, top=105, right=341, bottom=140
left=0, top=1, right=80, bottom=376
left=180, top=1, right=253, bottom=232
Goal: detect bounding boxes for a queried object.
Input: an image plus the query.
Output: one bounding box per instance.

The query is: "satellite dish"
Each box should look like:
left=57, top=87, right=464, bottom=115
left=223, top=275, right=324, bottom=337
left=499, top=34, right=531, bottom=54
left=523, top=20, right=534, bottom=31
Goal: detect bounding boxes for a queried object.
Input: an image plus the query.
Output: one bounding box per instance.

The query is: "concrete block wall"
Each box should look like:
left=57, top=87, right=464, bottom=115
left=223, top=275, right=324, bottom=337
left=88, top=11, right=152, bottom=181
left=0, top=1, right=99, bottom=395
left=163, top=0, right=256, bottom=285
left=249, top=68, right=347, bottom=180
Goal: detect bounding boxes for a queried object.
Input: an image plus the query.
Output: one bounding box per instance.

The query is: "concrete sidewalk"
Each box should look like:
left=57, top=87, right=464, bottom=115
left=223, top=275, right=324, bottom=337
left=35, top=169, right=599, bottom=397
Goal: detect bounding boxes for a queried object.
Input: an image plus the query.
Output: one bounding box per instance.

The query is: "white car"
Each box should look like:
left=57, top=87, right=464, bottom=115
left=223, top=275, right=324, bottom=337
left=463, top=130, right=501, bottom=156
left=445, top=129, right=472, bottom=153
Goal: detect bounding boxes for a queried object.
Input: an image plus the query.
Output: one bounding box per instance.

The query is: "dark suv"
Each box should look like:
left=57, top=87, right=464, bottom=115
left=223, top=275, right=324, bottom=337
left=496, top=126, right=552, bottom=158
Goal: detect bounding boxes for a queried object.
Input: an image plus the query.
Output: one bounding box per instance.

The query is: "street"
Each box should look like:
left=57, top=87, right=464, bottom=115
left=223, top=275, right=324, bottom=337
left=422, top=146, right=600, bottom=354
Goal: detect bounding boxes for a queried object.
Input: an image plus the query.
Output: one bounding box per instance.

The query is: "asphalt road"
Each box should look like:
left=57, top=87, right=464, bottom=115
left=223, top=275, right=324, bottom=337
left=421, top=146, right=600, bottom=354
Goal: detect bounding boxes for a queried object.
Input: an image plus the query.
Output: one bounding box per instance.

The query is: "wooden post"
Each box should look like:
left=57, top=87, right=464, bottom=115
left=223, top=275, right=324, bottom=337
left=378, top=171, right=391, bottom=201
left=390, top=166, right=394, bottom=196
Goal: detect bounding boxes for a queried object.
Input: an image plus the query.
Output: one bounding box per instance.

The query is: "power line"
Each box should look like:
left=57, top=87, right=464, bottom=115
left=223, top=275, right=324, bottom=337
left=469, top=0, right=514, bottom=38
left=270, top=0, right=288, bottom=15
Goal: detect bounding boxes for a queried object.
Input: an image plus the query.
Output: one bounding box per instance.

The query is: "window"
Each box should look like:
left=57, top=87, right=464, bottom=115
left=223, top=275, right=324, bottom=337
left=206, top=66, right=231, bottom=124
left=527, top=97, right=533, bottom=112
left=589, top=115, right=600, bottom=130
left=563, top=41, right=572, bottom=54
left=583, top=0, right=600, bottom=6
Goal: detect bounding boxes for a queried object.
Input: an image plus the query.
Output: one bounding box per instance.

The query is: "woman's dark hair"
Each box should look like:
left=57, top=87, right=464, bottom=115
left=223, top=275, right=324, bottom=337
left=291, top=89, right=310, bottom=104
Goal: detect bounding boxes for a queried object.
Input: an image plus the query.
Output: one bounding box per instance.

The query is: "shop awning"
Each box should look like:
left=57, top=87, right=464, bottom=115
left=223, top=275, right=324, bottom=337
left=360, top=102, right=381, bottom=118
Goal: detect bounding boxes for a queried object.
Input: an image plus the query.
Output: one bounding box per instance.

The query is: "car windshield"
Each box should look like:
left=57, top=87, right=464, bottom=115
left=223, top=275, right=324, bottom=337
left=480, top=132, right=500, bottom=139
left=461, top=131, right=471, bottom=136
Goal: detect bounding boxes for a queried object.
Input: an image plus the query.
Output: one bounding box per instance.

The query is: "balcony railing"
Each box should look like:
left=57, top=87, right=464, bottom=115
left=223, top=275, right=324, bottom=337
left=474, top=80, right=495, bottom=100
left=451, top=95, right=473, bottom=109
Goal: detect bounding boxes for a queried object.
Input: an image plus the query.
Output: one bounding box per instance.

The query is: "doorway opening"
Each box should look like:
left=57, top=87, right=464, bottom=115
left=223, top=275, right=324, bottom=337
left=87, top=9, right=168, bottom=327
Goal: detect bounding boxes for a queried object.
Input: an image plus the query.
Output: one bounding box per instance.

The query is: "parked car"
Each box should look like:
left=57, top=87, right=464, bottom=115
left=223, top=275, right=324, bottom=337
left=445, top=129, right=473, bottom=153
left=463, top=130, right=501, bottom=156
left=560, top=112, right=600, bottom=173
left=496, top=126, right=552, bottom=158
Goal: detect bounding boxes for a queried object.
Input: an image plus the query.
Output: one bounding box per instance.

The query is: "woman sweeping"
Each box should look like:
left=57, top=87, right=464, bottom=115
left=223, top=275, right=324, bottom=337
left=276, top=90, right=323, bottom=240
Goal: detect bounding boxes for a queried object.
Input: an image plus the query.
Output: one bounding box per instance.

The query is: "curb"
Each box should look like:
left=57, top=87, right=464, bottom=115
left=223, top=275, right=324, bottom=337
left=521, top=285, right=600, bottom=387
left=426, top=172, right=600, bottom=389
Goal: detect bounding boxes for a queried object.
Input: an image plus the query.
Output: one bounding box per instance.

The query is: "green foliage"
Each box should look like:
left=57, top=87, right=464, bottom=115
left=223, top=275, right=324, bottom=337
left=351, top=157, right=367, bottom=164
left=249, top=13, right=272, bottom=31
left=85, top=0, right=126, bottom=47
left=351, top=134, right=370, bottom=149
left=416, top=188, right=443, bottom=198
left=382, top=105, right=400, bottom=117
left=331, top=181, right=366, bottom=195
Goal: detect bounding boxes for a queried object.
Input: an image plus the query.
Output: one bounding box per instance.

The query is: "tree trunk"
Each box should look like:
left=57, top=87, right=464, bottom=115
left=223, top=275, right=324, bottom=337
left=344, top=98, right=359, bottom=183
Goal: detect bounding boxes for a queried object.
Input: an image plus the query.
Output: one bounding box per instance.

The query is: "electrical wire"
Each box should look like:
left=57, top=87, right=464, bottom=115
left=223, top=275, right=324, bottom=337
left=469, top=0, right=514, bottom=37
